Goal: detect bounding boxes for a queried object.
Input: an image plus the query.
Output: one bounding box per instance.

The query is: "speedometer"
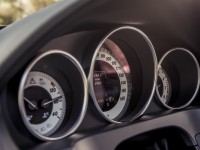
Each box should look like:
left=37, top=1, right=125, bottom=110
left=88, top=26, right=157, bottom=123
left=90, top=38, right=133, bottom=122
left=93, top=47, right=130, bottom=120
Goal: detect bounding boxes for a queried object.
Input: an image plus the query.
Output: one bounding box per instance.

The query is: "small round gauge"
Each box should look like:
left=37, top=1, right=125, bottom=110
left=156, top=67, right=171, bottom=104
left=24, top=71, right=66, bottom=136
left=156, top=48, right=200, bottom=109
left=93, top=47, right=131, bottom=120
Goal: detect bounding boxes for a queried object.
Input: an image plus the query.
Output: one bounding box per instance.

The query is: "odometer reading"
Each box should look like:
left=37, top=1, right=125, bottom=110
left=24, top=72, right=66, bottom=136
left=93, top=47, right=129, bottom=120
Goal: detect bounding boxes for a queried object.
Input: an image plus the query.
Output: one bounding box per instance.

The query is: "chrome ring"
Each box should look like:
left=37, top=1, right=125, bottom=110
left=88, top=26, right=157, bottom=123
left=156, top=48, right=200, bottom=109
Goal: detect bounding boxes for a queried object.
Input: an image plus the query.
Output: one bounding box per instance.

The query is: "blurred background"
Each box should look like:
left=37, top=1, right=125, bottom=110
left=0, top=0, right=57, bottom=25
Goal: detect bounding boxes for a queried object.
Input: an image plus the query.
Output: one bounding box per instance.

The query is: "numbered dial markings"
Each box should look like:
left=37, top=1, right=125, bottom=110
left=93, top=48, right=129, bottom=120
left=156, top=68, right=172, bottom=104
left=24, top=71, right=66, bottom=136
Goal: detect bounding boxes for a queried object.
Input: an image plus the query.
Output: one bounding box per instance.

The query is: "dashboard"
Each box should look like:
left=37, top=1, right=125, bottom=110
left=1, top=0, right=200, bottom=150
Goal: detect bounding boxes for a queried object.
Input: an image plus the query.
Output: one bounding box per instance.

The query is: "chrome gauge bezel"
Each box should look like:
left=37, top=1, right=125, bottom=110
left=18, top=50, right=88, bottom=141
left=88, top=26, right=157, bottom=123
left=156, top=48, right=200, bottom=109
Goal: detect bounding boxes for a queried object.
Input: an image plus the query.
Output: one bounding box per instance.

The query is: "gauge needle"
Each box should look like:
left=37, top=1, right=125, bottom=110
left=43, top=96, right=63, bottom=106
left=24, top=97, right=38, bottom=110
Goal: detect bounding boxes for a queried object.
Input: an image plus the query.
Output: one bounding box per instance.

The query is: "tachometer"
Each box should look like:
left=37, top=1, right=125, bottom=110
left=24, top=71, right=66, bottom=136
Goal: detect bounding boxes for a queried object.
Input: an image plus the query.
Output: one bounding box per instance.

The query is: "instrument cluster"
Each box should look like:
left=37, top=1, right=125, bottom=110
left=8, top=26, right=200, bottom=141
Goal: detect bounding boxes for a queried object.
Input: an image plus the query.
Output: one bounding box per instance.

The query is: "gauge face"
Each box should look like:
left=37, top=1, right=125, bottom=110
left=93, top=46, right=131, bottom=120
left=156, top=67, right=171, bottom=104
left=24, top=71, right=66, bottom=136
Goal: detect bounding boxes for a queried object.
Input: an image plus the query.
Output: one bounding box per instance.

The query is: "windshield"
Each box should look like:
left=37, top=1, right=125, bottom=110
left=0, top=0, right=58, bottom=25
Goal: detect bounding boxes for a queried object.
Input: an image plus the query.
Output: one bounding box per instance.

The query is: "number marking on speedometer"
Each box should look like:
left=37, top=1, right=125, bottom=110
left=93, top=48, right=129, bottom=120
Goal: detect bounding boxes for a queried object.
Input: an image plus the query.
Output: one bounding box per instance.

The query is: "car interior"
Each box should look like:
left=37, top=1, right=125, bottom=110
left=1, top=0, right=200, bottom=150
